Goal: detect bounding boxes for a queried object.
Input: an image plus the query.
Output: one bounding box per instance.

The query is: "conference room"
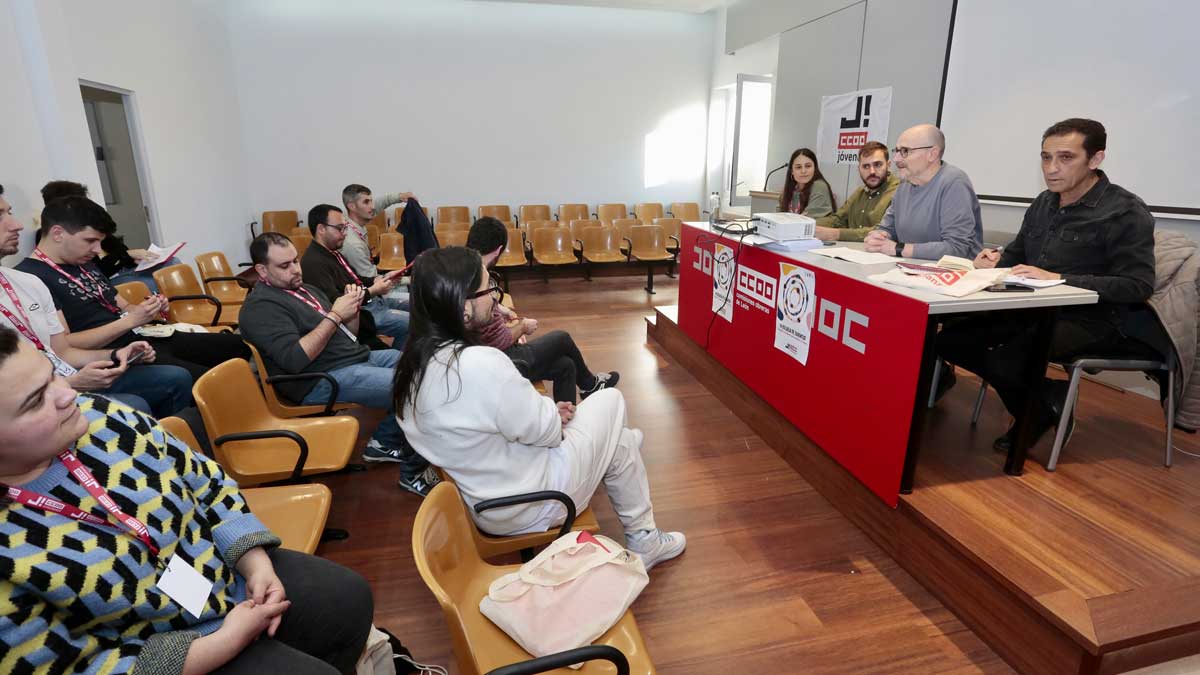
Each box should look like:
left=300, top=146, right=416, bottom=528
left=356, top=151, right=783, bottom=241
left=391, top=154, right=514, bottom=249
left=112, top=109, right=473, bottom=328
left=2, top=0, right=1199, bottom=673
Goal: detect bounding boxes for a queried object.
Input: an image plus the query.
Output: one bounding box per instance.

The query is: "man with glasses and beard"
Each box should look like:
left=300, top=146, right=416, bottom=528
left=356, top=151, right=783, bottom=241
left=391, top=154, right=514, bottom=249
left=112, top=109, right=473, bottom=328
left=863, top=123, right=983, bottom=259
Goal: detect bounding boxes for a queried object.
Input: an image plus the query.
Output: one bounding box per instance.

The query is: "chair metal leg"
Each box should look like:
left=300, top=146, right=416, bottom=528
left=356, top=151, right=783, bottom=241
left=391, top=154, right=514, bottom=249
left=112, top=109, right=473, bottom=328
left=970, top=380, right=988, bottom=426
left=585, top=260, right=592, bottom=281
left=1047, top=367, right=1084, bottom=471
left=927, top=359, right=943, bottom=409
left=644, top=264, right=656, bottom=294
left=1167, top=364, right=1176, bottom=467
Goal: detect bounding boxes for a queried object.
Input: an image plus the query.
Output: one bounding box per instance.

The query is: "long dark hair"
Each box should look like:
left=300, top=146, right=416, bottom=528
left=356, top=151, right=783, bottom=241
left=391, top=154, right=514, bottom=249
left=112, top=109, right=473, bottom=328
left=392, top=247, right=486, bottom=419
left=778, top=148, right=836, bottom=213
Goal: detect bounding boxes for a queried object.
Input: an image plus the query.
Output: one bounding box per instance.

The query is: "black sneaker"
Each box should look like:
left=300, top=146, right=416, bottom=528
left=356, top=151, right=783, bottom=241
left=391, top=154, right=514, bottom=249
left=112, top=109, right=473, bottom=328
left=580, top=371, right=619, bottom=400
left=398, top=466, right=440, bottom=497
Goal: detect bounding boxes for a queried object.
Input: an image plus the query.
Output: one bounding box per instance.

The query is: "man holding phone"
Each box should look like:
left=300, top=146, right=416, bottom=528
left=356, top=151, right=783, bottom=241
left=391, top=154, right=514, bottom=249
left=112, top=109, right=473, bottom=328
left=937, top=119, right=1157, bottom=452
left=301, top=204, right=410, bottom=347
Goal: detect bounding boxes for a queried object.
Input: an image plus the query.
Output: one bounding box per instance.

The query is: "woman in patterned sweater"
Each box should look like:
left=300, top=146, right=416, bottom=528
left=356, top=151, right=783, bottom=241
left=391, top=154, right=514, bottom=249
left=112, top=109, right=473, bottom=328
left=0, top=326, right=372, bottom=674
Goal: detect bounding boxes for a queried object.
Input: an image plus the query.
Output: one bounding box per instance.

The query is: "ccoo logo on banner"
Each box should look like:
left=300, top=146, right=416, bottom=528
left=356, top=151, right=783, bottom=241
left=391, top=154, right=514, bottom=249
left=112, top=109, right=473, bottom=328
left=816, top=86, right=893, bottom=166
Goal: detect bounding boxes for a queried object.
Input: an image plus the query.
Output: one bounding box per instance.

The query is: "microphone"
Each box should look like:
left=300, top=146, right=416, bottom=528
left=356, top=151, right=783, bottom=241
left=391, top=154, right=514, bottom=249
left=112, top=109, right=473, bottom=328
left=763, top=162, right=789, bottom=191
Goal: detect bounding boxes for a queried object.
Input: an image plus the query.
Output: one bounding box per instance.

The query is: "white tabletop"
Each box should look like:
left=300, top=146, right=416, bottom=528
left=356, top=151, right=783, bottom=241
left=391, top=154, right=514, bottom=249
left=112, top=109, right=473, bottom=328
left=685, top=222, right=1098, bottom=315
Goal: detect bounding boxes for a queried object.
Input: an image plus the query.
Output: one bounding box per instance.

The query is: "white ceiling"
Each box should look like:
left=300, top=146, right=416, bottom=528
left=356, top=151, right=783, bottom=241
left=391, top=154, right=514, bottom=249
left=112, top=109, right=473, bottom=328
left=479, top=0, right=727, bottom=13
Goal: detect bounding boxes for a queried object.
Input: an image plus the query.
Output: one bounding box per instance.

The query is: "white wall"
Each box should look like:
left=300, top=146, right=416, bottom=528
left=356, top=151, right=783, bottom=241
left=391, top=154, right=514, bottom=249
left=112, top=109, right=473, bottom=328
left=2, top=0, right=254, bottom=267
left=225, top=0, right=714, bottom=220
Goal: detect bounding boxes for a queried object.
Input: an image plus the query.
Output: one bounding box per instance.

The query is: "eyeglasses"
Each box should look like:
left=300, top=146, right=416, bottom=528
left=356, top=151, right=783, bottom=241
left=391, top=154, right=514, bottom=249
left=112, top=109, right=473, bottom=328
left=322, top=223, right=348, bottom=232
left=891, top=145, right=934, bottom=159
left=468, top=280, right=504, bottom=302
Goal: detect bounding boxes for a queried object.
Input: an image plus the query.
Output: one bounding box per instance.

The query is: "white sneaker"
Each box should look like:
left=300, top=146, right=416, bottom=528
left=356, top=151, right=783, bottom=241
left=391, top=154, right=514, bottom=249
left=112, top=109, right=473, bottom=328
left=626, top=529, right=686, bottom=571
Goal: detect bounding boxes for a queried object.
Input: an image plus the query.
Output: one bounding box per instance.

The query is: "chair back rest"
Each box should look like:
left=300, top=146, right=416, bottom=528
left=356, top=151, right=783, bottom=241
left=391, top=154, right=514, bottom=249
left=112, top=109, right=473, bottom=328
left=558, top=203, right=589, bottom=223
left=612, top=218, right=639, bottom=241
left=477, top=205, right=512, bottom=222
left=653, top=217, right=682, bottom=240
left=631, top=224, right=667, bottom=253
left=503, top=228, right=524, bottom=254
left=379, top=233, right=406, bottom=261
left=437, top=206, right=470, bottom=224
left=533, top=226, right=570, bottom=254
left=524, top=220, right=558, bottom=239
left=411, top=482, right=490, bottom=670
left=153, top=264, right=216, bottom=323
left=365, top=224, right=382, bottom=251
left=569, top=219, right=602, bottom=243
left=291, top=232, right=313, bottom=259
left=159, top=416, right=201, bottom=450
left=193, top=357, right=274, bottom=455
left=583, top=225, right=620, bottom=253
left=244, top=342, right=298, bottom=414
left=366, top=210, right=387, bottom=232
left=194, top=251, right=245, bottom=301
left=434, top=222, right=472, bottom=236
left=634, top=202, right=664, bottom=224
left=519, top=204, right=551, bottom=223
left=440, top=230, right=469, bottom=248
left=262, top=211, right=299, bottom=234
left=597, top=203, right=628, bottom=225
left=670, top=202, right=700, bottom=221
left=116, top=281, right=152, bottom=306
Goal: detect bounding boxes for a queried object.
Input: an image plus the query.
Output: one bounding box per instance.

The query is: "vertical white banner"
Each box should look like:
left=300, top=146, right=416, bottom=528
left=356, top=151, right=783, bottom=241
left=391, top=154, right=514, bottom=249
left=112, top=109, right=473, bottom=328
left=711, top=243, right=735, bottom=322
left=816, top=86, right=893, bottom=166
left=774, top=261, right=816, bottom=365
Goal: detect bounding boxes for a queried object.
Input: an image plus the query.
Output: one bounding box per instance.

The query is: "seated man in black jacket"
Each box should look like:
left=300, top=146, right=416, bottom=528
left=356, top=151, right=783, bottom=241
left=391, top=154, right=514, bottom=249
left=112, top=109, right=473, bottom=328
left=240, top=232, right=437, bottom=496
left=300, top=204, right=408, bottom=347
left=938, top=118, right=1158, bottom=452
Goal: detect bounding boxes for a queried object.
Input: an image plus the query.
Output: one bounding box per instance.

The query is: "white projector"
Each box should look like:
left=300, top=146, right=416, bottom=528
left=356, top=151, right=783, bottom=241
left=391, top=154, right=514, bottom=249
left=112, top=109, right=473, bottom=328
left=751, top=212, right=816, bottom=241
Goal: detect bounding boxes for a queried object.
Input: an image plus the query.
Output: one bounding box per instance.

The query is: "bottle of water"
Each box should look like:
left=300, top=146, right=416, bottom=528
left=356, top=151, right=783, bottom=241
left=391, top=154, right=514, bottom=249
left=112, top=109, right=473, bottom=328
left=708, top=192, right=720, bottom=226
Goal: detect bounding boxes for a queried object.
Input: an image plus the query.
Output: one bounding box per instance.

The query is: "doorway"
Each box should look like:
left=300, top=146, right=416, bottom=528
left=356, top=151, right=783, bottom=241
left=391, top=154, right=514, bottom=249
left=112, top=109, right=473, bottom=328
left=79, top=84, right=155, bottom=249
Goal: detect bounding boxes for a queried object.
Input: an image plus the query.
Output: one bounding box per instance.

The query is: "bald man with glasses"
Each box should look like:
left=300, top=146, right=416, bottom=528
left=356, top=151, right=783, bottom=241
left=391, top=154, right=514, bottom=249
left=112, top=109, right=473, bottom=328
left=863, top=124, right=983, bottom=260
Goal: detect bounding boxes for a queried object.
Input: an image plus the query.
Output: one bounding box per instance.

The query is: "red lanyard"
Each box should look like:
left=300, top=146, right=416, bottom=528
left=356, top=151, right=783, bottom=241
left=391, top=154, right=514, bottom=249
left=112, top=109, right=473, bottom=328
left=7, top=450, right=161, bottom=559
left=345, top=219, right=368, bottom=241
left=0, top=272, right=45, bottom=351
left=283, top=286, right=325, bottom=313
left=332, top=251, right=364, bottom=287
left=31, top=249, right=121, bottom=315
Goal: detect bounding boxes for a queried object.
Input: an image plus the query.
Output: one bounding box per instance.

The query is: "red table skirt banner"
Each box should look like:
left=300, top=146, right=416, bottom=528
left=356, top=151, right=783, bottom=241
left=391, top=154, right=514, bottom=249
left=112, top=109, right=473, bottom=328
left=677, top=225, right=930, bottom=507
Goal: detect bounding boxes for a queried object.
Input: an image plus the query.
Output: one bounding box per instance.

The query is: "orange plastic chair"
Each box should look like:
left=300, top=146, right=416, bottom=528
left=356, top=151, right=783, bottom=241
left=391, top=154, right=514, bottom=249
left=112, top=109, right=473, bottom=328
left=377, top=233, right=407, bottom=272
left=192, top=358, right=358, bottom=486
left=522, top=220, right=560, bottom=252
left=159, top=416, right=333, bottom=554
left=259, top=210, right=300, bottom=235
left=557, top=203, right=589, bottom=224
left=435, top=222, right=472, bottom=237
left=195, top=251, right=250, bottom=309
left=153, top=264, right=238, bottom=328
left=581, top=225, right=628, bottom=281
left=245, top=342, right=358, bottom=419
left=437, top=206, right=471, bottom=224
left=365, top=224, right=382, bottom=257
left=440, top=230, right=469, bottom=248
left=629, top=225, right=675, bottom=295
left=412, top=482, right=654, bottom=675
left=291, top=232, right=313, bottom=259
left=596, top=203, right=629, bottom=225
left=477, top=205, right=512, bottom=222
left=532, top=227, right=577, bottom=282
left=116, top=281, right=152, bottom=306
left=568, top=219, right=602, bottom=255
left=669, top=202, right=701, bottom=221
left=518, top=204, right=551, bottom=225
left=495, top=228, right=529, bottom=269
left=634, top=203, right=664, bottom=225
left=612, top=218, right=640, bottom=254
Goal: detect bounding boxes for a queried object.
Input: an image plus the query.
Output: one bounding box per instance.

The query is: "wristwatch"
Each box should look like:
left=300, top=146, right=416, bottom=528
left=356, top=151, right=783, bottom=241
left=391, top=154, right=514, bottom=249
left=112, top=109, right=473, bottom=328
left=893, top=241, right=904, bottom=257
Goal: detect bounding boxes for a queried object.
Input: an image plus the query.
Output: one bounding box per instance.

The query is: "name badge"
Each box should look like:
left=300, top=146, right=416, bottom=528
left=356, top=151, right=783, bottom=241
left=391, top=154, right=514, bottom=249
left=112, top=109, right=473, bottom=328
left=157, top=554, right=214, bottom=618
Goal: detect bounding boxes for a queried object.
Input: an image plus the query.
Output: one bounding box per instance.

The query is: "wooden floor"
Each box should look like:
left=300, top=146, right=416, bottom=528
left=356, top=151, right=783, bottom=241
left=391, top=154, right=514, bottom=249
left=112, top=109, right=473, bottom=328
left=314, top=275, right=1011, bottom=674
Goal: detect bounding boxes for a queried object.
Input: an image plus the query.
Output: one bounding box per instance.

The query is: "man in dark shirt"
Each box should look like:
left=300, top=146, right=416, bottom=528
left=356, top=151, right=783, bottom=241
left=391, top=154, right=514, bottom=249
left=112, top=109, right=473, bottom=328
left=938, top=118, right=1158, bottom=452
left=16, top=196, right=247, bottom=382
left=240, top=232, right=436, bottom=496
left=299, top=204, right=407, bottom=347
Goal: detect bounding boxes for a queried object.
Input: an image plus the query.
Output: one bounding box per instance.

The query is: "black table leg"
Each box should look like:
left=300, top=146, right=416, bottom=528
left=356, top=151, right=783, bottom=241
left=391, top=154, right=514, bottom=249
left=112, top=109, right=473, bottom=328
left=1004, top=307, right=1060, bottom=475
left=900, top=315, right=940, bottom=494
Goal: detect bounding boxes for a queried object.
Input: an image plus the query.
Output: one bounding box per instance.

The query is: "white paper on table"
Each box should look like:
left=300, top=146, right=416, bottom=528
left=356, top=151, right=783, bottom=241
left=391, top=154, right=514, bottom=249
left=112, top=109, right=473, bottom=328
left=808, top=247, right=897, bottom=265
left=135, top=242, right=186, bottom=272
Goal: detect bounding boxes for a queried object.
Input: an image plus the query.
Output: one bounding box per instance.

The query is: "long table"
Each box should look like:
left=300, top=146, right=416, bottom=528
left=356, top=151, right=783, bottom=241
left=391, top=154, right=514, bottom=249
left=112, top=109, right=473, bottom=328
left=676, top=222, right=1097, bottom=506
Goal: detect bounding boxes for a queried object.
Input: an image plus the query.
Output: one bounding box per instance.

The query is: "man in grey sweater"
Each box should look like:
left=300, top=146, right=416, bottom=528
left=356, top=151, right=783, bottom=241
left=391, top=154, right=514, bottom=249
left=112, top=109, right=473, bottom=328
left=864, top=124, right=983, bottom=260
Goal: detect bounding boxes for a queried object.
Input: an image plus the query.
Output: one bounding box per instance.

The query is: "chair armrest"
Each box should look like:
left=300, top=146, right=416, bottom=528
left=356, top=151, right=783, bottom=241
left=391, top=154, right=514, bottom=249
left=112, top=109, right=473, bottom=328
left=237, top=262, right=253, bottom=267
left=485, top=645, right=629, bottom=675
left=266, top=372, right=341, bottom=415
left=669, top=235, right=680, bottom=248
left=249, top=220, right=259, bottom=238
left=474, top=490, right=578, bottom=536
left=202, top=275, right=254, bottom=289
left=214, top=429, right=309, bottom=481
left=623, top=237, right=633, bottom=261
left=165, top=293, right=224, bottom=325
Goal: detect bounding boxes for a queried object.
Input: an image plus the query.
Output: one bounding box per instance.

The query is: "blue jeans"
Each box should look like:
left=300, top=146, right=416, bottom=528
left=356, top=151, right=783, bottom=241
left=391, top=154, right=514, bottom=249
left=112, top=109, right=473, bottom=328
left=104, top=363, right=194, bottom=417
left=300, top=351, right=427, bottom=475
left=108, top=256, right=183, bottom=293
left=365, top=295, right=410, bottom=346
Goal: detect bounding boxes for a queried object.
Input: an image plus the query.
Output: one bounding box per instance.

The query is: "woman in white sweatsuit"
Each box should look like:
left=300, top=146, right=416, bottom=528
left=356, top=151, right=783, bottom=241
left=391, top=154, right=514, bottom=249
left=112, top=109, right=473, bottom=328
left=392, top=247, right=685, bottom=570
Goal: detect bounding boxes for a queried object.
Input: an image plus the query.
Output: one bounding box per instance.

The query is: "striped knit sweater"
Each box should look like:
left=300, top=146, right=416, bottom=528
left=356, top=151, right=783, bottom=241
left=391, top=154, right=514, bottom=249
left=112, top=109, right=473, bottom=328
left=0, top=395, right=281, bottom=674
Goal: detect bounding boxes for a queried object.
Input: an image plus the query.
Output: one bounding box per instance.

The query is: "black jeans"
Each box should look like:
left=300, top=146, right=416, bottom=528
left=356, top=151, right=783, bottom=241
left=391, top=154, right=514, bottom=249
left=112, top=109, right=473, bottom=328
left=150, top=330, right=251, bottom=381
left=937, top=308, right=1151, bottom=426
left=214, top=548, right=374, bottom=675
left=505, top=330, right=596, bottom=403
